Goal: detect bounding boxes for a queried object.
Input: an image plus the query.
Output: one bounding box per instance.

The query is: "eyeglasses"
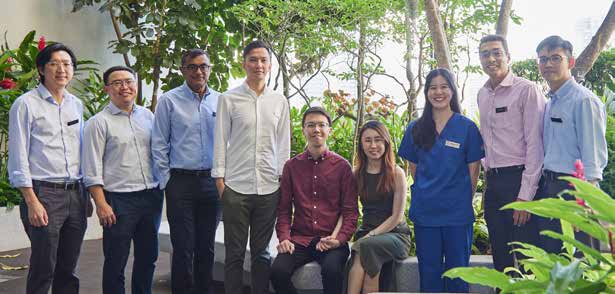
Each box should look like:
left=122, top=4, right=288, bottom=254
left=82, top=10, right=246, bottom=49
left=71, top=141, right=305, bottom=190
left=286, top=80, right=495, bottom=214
left=304, top=122, right=329, bottom=129
left=479, top=49, right=505, bottom=59
left=47, top=61, right=73, bottom=69
left=108, top=79, right=136, bottom=88
left=538, top=55, right=564, bottom=65
left=183, top=64, right=211, bottom=72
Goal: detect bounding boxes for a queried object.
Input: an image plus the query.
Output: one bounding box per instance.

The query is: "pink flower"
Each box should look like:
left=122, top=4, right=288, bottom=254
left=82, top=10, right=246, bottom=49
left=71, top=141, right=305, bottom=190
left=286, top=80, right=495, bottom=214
left=38, top=36, right=46, bottom=51
left=572, top=159, right=588, bottom=207
left=0, top=78, right=16, bottom=89
left=4, top=57, right=13, bottom=72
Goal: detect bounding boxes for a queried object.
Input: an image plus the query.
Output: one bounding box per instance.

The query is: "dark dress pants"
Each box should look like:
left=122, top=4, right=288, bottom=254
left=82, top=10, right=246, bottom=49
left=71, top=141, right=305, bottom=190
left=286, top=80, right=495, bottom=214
left=102, top=188, right=163, bottom=294
left=166, top=172, right=221, bottom=294
left=222, top=187, right=279, bottom=294
left=270, top=238, right=350, bottom=294
left=484, top=169, right=540, bottom=274
left=20, top=182, right=87, bottom=294
left=535, top=173, right=599, bottom=254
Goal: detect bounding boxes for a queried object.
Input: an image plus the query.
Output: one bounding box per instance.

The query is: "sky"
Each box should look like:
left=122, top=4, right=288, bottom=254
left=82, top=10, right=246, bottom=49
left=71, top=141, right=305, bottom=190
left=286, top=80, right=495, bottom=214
left=232, top=0, right=615, bottom=117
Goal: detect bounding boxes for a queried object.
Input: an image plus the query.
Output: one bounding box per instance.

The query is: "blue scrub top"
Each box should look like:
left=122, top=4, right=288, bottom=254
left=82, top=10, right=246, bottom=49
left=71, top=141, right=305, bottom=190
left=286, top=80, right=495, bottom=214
left=398, top=113, right=484, bottom=227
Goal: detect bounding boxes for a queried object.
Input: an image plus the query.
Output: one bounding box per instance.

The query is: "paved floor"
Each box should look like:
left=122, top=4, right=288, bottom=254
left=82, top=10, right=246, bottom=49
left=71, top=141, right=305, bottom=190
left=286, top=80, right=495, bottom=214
left=0, top=239, right=247, bottom=294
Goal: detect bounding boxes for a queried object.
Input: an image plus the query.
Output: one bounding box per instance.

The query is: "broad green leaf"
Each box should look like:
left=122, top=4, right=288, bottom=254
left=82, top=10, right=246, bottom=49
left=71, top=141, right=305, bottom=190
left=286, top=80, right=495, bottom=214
left=504, top=199, right=608, bottom=242
left=501, top=279, right=549, bottom=294
left=547, top=260, right=583, bottom=294
left=570, top=281, right=606, bottom=294
left=563, top=177, right=615, bottom=223
left=18, top=30, right=35, bottom=55
left=443, top=267, right=511, bottom=289
left=541, top=231, right=612, bottom=265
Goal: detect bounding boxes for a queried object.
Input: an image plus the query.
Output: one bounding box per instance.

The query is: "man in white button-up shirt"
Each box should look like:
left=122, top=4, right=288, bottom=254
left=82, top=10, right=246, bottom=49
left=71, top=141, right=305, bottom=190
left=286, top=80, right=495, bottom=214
left=213, top=40, right=291, bottom=294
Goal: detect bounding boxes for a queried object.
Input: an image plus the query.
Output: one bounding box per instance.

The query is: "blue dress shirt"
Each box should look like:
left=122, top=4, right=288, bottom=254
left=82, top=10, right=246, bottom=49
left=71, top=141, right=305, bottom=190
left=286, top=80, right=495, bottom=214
left=151, top=82, right=219, bottom=189
left=8, top=84, right=83, bottom=187
left=398, top=113, right=484, bottom=226
left=83, top=103, right=158, bottom=192
left=543, top=78, right=607, bottom=180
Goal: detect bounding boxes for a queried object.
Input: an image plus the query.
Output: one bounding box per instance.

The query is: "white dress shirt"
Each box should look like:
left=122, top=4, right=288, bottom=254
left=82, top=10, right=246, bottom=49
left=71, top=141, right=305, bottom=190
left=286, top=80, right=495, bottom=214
left=212, top=82, right=290, bottom=195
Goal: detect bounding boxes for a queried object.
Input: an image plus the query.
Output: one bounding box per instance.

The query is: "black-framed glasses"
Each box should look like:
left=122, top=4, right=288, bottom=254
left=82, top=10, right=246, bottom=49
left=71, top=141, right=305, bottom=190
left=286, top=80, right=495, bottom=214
left=108, top=79, right=136, bottom=88
left=183, top=64, right=211, bottom=72
left=538, top=55, right=564, bottom=65
left=479, top=49, right=504, bottom=59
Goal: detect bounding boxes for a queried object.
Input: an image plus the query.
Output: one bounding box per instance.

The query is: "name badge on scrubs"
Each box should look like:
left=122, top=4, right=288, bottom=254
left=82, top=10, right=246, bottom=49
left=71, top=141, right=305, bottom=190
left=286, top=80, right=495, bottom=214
left=445, top=140, right=460, bottom=149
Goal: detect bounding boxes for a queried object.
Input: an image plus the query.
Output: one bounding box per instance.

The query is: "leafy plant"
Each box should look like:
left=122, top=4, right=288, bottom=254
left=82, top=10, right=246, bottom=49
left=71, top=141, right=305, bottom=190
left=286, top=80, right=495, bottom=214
left=444, top=165, right=615, bottom=293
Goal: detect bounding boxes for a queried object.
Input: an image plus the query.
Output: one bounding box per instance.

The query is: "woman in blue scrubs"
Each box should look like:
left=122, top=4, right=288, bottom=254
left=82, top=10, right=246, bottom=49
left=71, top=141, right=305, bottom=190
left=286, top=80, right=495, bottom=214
left=398, top=68, right=483, bottom=293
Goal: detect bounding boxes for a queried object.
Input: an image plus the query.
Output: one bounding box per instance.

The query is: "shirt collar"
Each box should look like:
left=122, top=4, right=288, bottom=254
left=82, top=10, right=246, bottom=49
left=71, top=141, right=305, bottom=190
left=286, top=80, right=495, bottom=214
left=482, top=69, right=514, bottom=91
left=37, top=84, right=70, bottom=104
left=241, top=81, right=271, bottom=98
left=299, top=149, right=330, bottom=161
left=181, top=82, right=210, bottom=100
left=106, top=102, right=136, bottom=115
left=548, top=78, right=575, bottom=100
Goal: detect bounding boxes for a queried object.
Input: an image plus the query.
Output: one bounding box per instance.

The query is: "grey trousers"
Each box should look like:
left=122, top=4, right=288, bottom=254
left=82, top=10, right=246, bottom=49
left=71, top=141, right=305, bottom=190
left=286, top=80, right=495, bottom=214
left=222, top=186, right=279, bottom=294
left=19, top=182, right=87, bottom=294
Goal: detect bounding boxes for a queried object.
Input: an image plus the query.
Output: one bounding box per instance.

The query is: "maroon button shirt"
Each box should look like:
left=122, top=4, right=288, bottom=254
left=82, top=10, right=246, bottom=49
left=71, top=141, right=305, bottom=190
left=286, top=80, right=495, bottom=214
left=276, top=150, right=359, bottom=246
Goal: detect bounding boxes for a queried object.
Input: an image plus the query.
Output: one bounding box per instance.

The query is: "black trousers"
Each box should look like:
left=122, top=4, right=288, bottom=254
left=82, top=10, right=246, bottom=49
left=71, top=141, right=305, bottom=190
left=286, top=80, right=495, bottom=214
left=484, top=169, right=539, bottom=273
left=20, top=181, right=87, bottom=294
left=166, top=171, right=221, bottom=294
left=270, top=238, right=349, bottom=294
left=535, top=173, right=599, bottom=254
left=102, top=188, right=163, bottom=294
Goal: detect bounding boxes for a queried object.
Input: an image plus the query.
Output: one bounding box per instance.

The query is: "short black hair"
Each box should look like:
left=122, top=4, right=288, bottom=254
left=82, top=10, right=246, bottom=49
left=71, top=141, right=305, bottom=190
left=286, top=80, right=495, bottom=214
left=103, top=66, right=136, bottom=85
left=536, top=35, right=574, bottom=58
left=181, top=49, right=210, bottom=67
left=479, top=34, right=510, bottom=55
left=302, top=106, right=332, bottom=127
left=36, top=43, right=77, bottom=84
left=242, top=40, right=272, bottom=60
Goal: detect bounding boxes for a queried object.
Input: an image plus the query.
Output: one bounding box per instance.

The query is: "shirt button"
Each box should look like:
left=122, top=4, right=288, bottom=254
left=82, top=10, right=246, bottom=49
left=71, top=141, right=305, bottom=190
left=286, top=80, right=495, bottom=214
left=314, top=221, right=317, bottom=224
left=314, top=176, right=317, bottom=179
left=313, top=205, right=317, bottom=209
left=315, top=162, right=318, bottom=164
left=313, top=192, right=317, bottom=195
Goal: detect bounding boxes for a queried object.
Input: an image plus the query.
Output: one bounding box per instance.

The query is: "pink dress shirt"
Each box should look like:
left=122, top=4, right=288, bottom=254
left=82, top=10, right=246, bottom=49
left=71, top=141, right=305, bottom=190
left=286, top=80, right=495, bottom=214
left=477, top=71, right=546, bottom=200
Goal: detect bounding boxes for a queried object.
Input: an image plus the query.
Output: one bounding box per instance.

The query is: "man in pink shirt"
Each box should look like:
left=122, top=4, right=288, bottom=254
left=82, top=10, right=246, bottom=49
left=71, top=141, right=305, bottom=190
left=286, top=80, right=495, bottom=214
left=477, top=35, right=545, bottom=274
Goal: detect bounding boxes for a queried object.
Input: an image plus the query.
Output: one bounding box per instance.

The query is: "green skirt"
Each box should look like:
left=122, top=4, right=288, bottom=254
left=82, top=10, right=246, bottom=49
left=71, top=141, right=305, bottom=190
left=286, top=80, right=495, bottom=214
left=350, top=223, right=412, bottom=277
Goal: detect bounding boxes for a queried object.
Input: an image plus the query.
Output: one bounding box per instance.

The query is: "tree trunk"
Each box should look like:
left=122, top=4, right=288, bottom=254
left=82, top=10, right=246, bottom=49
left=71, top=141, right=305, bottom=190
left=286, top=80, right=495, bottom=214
left=495, top=0, right=513, bottom=38
left=405, top=0, right=419, bottom=123
left=572, top=1, right=615, bottom=82
left=423, top=0, right=452, bottom=69
left=149, top=0, right=167, bottom=112
left=352, top=22, right=367, bottom=165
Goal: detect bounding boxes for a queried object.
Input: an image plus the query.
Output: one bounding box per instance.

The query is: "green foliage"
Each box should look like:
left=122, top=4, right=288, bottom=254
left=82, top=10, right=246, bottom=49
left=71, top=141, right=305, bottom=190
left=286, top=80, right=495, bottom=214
left=72, top=0, right=250, bottom=106
left=444, top=178, right=615, bottom=293
left=71, top=70, right=107, bottom=120
left=602, top=111, right=615, bottom=198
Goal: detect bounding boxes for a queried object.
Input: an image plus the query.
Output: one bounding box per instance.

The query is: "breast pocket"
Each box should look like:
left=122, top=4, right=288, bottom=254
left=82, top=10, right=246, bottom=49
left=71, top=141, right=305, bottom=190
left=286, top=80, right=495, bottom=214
left=493, top=105, right=521, bottom=130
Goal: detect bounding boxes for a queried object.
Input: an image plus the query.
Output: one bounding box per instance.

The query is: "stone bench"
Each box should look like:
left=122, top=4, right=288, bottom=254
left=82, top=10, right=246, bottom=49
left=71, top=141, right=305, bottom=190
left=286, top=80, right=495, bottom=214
left=159, top=221, right=495, bottom=293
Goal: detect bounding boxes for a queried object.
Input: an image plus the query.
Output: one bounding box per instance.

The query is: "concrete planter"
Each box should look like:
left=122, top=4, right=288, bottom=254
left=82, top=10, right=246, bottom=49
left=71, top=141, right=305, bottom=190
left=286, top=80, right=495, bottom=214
left=0, top=206, right=103, bottom=252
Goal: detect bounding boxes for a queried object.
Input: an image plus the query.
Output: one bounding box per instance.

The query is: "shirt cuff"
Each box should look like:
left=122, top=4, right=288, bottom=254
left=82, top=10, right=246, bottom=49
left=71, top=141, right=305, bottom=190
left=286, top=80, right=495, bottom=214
left=84, top=177, right=104, bottom=188
left=517, top=184, right=538, bottom=201
left=585, top=169, right=603, bottom=181
left=10, top=173, right=32, bottom=188
left=158, top=173, right=170, bottom=190
left=211, top=168, right=225, bottom=178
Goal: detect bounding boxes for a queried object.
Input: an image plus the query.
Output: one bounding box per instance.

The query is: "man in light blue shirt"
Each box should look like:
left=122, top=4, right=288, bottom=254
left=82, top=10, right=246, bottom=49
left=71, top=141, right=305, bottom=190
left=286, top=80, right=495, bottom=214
left=8, top=43, right=87, bottom=294
left=151, top=49, right=220, bottom=294
left=83, top=66, right=162, bottom=294
left=535, top=35, right=607, bottom=253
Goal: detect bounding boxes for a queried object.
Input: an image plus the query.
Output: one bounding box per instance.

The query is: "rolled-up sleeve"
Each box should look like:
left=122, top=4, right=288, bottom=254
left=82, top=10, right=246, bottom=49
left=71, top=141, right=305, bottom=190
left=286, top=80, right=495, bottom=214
left=82, top=117, right=106, bottom=188
left=518, top=84, right=546, bottom=200
left=151, top=97, right=172, bottom=189
left=575, top=97, right=607, bottom=180
left=8, top=99, right=32, bottom=188
left=336, top=164, right=358, bottom=243
left=212, top=94, right=231, bottom=178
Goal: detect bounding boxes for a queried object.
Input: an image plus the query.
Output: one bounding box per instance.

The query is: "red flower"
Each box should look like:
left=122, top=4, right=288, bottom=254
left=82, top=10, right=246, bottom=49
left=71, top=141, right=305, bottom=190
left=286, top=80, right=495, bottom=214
left=572, top=159, right=585, bottom=180
left=0, top=78, right=16, bottom=89
left=38, top=36, right=46, bottom=51
left=4, top=57, right=13, bottom=72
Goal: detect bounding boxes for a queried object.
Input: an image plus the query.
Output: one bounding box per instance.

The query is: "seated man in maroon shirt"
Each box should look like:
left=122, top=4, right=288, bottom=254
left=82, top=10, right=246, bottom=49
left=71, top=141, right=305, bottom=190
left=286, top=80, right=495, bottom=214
left=270, top=106, right=359, bottom=294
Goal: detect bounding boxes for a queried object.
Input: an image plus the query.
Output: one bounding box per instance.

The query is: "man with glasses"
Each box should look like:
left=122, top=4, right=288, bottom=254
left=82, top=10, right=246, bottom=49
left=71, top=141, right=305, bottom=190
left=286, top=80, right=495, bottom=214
left=152, top=49, right=221, bottom=294
left=83, top=66, right=162, bottom=294
left=213, top=40, right=290, bottom=294
left=476, top=34, right=545, bottom=274
left=535, top=35, right=607, bottom=253
left=270, top=106, right=358, bottom=294
left=8, top=43, right=87, bottom=294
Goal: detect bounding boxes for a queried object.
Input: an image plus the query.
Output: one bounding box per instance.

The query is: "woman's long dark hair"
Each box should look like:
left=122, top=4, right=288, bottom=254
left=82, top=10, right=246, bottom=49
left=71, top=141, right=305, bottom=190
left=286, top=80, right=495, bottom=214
left=353, top=120, right=396, bottom=201
left=411, top=68, right=461, bottom=150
